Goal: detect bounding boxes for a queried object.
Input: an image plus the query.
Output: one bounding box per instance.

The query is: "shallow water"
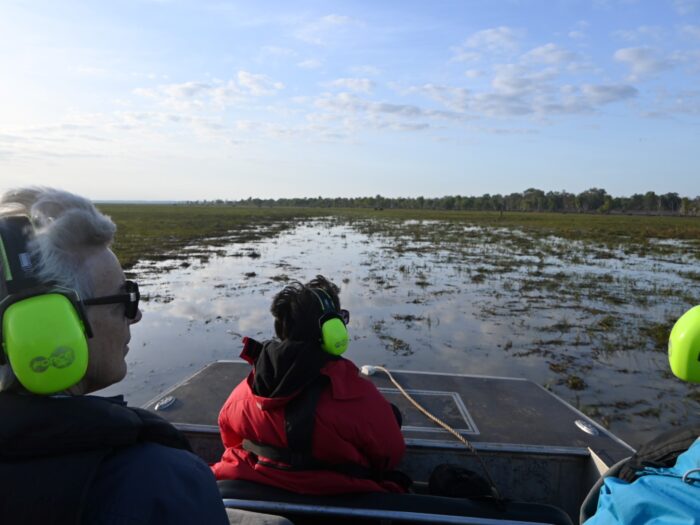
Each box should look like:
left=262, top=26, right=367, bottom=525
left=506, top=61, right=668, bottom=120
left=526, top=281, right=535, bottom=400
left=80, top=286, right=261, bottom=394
left=99, top=218, right=700, bottom=448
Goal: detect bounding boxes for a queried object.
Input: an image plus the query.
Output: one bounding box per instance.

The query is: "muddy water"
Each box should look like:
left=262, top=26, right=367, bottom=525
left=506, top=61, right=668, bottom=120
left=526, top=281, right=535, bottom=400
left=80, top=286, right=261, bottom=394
left=99, top=218, right=700, bottom=448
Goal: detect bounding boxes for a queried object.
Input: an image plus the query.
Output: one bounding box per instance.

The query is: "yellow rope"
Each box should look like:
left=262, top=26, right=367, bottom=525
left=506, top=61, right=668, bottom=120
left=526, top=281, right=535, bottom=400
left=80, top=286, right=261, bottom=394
left=372, top=365, right=501, bottom=500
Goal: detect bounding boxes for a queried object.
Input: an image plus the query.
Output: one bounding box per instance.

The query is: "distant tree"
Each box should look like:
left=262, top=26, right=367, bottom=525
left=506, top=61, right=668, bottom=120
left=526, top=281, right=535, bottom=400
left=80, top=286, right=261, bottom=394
left=577, top=188, right=607, bottom=212
left=659, top=192, right=681, bottom=213
left=522, top=188, right=545, bottom=211
left=220, top=188, right=694, bottom=216
left=680, top=197, right=691, bottom=216
left=643, top=191, right=659, bottom=212
left=599, top=195, right=614, bottom=214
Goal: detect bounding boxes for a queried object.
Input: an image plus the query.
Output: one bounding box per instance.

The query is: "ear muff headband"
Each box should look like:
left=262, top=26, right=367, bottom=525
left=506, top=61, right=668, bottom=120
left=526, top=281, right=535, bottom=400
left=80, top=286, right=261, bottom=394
left=309, top=288, right=348, bottom=356
left=0, top=216, right=91, bottom=394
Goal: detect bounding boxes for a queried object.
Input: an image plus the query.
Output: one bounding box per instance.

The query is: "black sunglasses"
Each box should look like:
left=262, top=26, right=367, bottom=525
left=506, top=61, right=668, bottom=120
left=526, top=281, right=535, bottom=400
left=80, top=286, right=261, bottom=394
left=340, top=309, right=350, bottom=325
left=83, top=280, right=140, bottom=319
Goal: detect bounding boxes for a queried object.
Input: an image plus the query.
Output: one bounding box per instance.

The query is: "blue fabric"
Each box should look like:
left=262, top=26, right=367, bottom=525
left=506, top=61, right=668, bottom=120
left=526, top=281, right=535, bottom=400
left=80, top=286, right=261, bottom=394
left=83, top=442, right=229, bottom=525
left=585, top=438, right=700, bottom=525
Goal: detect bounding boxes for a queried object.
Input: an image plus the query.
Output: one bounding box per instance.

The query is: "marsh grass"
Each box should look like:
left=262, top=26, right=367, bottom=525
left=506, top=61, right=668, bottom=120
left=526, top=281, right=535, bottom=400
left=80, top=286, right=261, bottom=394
left=640, top=319, right=676, bottom=351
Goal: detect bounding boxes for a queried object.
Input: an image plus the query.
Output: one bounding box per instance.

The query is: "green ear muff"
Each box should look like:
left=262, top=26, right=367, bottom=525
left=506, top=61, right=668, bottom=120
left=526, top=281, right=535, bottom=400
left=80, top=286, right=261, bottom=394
left=668, top=305, right=700, bottom=383
left=310, top=288, right=349, bottom=356
left=2, top=293, right=89, bottom=394
left=0, top=215, right=91, bottom=394
left=320, top=316, right=349, bottom=356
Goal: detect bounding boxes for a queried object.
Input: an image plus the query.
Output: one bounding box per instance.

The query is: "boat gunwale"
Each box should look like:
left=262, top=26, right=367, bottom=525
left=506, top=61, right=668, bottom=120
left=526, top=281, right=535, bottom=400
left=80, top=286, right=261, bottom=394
left=173, top=422, right=596, bottom=457
left=221, top=498, right=557, bottom=525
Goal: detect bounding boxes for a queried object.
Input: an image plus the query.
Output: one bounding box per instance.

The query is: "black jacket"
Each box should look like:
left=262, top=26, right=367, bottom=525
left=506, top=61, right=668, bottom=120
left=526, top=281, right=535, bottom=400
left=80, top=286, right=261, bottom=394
left=0, top=392, right=228, bottom=525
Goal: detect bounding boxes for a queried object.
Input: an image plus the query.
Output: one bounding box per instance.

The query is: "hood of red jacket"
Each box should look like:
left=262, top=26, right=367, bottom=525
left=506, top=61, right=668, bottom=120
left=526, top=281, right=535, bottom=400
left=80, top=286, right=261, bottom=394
left=240, top=337, right=339, bottom=399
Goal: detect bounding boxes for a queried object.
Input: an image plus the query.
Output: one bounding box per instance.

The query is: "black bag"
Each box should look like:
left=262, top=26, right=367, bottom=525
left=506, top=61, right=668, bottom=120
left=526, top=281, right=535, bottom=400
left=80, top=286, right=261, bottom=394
left=618, top=423, right=700, bottom=482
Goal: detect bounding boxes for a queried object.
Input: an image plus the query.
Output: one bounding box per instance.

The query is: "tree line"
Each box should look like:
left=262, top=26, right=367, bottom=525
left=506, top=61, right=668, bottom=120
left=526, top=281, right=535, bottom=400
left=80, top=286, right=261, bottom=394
left=189, top=188, right=700, bottom=215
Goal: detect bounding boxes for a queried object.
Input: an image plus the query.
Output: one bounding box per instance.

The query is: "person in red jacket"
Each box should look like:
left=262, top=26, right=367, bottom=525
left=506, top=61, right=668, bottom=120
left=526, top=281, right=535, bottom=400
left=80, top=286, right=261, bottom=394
left=212, top=275, right=408, bottom=495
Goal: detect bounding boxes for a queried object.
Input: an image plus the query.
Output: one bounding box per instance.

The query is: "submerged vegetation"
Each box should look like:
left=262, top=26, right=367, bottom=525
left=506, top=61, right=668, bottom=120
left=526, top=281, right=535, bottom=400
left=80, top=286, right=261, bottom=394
left=101, top=203, right=700, bottom=270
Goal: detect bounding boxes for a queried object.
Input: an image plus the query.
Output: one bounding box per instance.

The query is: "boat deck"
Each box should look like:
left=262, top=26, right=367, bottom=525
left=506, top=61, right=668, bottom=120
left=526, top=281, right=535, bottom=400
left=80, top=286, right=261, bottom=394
left=143, top=360, right=634, bottom=521
left=144, top=360, right=632, bottom=460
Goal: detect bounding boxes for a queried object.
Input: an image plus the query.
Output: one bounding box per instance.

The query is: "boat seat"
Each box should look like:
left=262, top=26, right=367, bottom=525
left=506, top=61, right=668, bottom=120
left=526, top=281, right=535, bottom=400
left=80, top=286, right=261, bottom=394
left=218, top=480, right=574, bottom=525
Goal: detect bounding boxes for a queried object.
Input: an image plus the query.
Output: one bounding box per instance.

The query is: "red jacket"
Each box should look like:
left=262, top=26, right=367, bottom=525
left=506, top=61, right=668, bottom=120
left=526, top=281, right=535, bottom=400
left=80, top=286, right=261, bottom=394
left=212, top=352, right=406, bottom=494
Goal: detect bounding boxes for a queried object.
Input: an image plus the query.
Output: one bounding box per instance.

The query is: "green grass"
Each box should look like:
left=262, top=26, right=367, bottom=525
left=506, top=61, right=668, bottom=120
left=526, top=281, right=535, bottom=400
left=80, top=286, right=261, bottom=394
left=336, top=208, right=700, bottom=242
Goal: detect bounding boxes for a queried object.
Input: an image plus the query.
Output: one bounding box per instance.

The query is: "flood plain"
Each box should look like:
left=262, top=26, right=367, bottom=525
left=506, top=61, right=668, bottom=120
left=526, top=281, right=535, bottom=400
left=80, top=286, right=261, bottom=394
left=100, top=215, right=700, bottom=449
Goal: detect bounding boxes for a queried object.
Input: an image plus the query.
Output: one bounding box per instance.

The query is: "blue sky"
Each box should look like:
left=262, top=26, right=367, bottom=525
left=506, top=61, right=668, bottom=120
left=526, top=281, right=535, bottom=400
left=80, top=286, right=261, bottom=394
left=1, top=0, right=698, bottom=200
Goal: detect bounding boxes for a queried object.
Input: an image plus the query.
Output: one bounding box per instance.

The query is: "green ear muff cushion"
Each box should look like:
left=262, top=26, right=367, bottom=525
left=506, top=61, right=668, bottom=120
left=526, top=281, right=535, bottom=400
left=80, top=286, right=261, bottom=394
left=3, top=294, right=88, bottom=394
left=320, top=317, right=349, bottom=356
left=669, top=305, right=700, bottom=383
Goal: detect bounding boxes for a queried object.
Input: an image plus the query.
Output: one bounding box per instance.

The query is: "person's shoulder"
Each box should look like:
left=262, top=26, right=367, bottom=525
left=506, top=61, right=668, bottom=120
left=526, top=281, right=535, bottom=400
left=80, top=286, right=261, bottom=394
left=323, top=358, right=383, bottom=400
left=326, top=356, right=359, bottom=373
left=106, top=440, right=207, bottom=474
left=85, top=442, right=228, bottom=524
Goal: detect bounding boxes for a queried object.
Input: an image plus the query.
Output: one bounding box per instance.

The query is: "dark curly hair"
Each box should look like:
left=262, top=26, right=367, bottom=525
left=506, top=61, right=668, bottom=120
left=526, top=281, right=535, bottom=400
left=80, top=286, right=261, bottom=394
left=270, top=275, right=341, bottom=341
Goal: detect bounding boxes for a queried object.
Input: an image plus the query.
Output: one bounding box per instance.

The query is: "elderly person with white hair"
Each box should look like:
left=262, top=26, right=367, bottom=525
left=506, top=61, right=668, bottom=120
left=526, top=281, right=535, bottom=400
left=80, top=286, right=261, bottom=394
left=0, top=188, right=230, bottom=524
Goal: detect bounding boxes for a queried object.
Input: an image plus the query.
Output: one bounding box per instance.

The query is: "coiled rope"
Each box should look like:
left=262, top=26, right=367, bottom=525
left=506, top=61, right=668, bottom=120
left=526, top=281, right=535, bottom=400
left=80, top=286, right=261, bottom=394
left=362, top=365, right=502, bottom=500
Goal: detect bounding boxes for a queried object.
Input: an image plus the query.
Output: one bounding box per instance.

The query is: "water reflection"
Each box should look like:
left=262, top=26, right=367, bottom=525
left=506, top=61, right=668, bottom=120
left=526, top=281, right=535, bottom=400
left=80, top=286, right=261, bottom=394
left=99, top=219, right=700, bottom=448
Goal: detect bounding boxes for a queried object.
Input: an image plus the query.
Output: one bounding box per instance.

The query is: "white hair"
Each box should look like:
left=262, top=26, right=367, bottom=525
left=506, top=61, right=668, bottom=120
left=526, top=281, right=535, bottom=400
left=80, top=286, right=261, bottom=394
left=0, top=187, right=116, bottom=391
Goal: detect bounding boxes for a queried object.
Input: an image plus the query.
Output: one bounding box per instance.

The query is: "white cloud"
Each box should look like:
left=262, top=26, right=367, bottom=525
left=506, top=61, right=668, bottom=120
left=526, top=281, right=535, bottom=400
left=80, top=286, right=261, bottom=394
left=451, top=26, right=522, bottom=63
left=682, top=24, right=700, bottom=38
left=233, top=120, right=304, bottom=139
left=674, top=49, right=700, bottom=73
left=491, top=64, right=558, bottom=97
left=328, top=78, right=375, bottom=93
left=613, top=26, right=664, bottom=42
left=673, top=0, right=698, bottom=15
left=294, top=14, right=355, bottom=45
left=133, top=71, right=283, bottom=112
left=568, top=20, right=589, bottom=40
left=209, top=82, right=245, bottom=108
left=74, top=65, right=110, bottom=77
left=297, top=59, right=322, bottom=69
left=451, top=49, right=481, bottom=63
left=237, top=71, right=284, bottom=96
left=412, top=73, right=637, bottom=118
left=523, top=43, right=577, bottom=65
left=134, top=81, right=222, bottom=111
left=667, top=89, right=700, bottom=115
left=614, top=46, right=674, bottom=80
left=465, top=69, right=484, bottom=78
left=639, top=87, right=700, bottom=118
left=350, top=65, right=381, bottom=76
left=163, top=81, right=213, bottom=100
left=322, top=14, right=352, bottom=25
left=314, top=92, right=466, bottom=123
left=260, top=46, right=296, bottom=57
left=464, top=26, right=520, bottom=53
left=409, top=84, right=471, bottom=112
left=581, top=84, right=638, bottom=104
